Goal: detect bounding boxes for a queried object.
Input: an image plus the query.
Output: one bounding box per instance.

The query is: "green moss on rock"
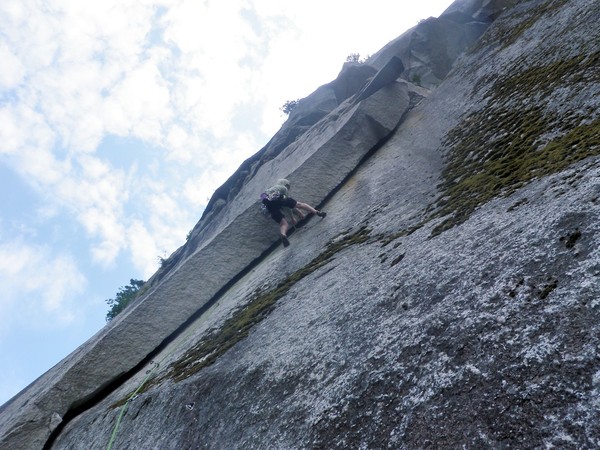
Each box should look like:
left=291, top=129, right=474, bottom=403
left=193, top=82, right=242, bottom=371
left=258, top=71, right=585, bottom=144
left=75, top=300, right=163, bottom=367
left=469, top=0, right=568, bottom=55
left=111, top=226, right=372, bottom=407
left=429, top=48, right=600, bottom=236
left=167, top=226, right=371, bottom=383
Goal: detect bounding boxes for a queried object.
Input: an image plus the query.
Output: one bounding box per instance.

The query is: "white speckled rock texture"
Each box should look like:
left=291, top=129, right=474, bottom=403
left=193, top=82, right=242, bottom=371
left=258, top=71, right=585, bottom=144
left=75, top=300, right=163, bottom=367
left=2, top=0, right=599, bottom=448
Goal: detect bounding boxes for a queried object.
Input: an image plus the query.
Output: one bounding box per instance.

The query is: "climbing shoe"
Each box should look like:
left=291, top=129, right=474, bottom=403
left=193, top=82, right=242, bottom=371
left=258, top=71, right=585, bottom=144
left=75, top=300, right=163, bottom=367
left=316, top=211, right=327, bottom=218
left=281, top=235, right=290, bottom=247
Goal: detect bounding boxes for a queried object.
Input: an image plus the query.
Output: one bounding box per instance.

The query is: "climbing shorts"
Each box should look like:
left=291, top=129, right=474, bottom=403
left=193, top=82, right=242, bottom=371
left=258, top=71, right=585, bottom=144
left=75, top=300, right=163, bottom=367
left=262, top=197, right=297, bottom=223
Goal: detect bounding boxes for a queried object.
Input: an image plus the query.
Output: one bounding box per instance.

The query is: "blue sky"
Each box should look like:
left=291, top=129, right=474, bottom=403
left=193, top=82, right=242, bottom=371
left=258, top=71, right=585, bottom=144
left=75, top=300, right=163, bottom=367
left=0, top=0, right=454, bottom=406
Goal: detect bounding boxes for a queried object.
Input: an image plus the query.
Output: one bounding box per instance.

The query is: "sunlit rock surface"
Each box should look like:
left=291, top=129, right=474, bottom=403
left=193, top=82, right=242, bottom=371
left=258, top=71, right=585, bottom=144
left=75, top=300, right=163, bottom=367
left=2, top=0, right=599, bottom=448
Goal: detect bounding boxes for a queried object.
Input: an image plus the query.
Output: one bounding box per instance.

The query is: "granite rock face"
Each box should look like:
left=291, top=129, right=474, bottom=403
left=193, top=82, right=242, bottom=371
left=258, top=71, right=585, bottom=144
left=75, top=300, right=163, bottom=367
left=0, top=56, right=412, bottom=450
left=182, top=0, right=513, bottom=240
left=2, top=0, right=600, bottom=449
left=368, top=0, right=512, bottom=87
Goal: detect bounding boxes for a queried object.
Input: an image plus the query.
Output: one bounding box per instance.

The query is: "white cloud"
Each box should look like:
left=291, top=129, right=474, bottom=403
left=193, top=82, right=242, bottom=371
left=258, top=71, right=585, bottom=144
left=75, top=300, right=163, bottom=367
left=91, top=239, right=123, bottom=268
left=165, top=124, right=191, bottom=162
left=0, top=361, right=24, bottom=406
left=127, top=220, right=159, bottom=277
left=0, top=0, right=455, bottom=278
left=0, top=241, right=87, bottom=336
left=0, top=42, right=25, bottom=90
left=0, top=1, right=59, bottom=71
left=108, top=58, right=173, bottom=141
left=183, top=177, right=209, bottom=206
left=0, top=1, right=279, bottom=274
left=0, top=105, right=56, bottom=164
left=0, top=107, right=27, bottom=156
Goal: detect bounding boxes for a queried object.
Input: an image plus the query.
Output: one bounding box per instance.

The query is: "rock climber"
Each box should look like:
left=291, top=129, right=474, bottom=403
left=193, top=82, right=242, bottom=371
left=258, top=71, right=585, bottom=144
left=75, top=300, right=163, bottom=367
left=260, top=178, right=326, bottom=247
